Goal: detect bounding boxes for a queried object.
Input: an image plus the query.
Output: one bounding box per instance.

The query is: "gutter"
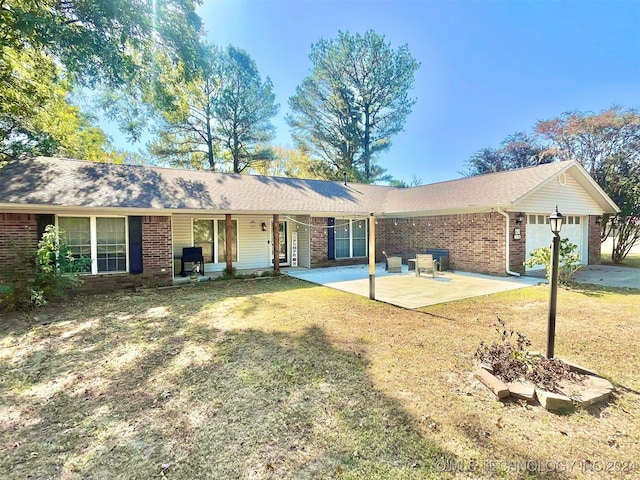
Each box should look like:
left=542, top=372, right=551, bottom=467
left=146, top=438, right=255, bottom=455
left=497, top=209, right=521, bottom=277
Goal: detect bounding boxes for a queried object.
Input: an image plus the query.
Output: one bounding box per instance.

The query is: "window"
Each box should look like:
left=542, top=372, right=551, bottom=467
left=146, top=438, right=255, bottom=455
left=194, top=220, right=214, bottom=263
left=193, top=219, right=237, bottom=263
left=217, top=219, right=237, bottom=263
left=96, top=218, right=127, bottom=272
left=58, top=216, right=127, bottom=274
left=58, top=217, right=91, bottom=272
left=335, top=219, right=367, bottom=259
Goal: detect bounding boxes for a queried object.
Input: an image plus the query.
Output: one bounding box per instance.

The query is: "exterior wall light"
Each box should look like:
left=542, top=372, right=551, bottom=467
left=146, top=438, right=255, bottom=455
left=595, top=215, right=602, bottom=225
left=516, top=212, right=525, bottom=224
left=261, top=222, right=267, bottom=231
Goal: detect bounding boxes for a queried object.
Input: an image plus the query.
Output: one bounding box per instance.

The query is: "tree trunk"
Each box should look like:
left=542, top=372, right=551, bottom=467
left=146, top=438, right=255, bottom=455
left=206, top=105, right=215, bottom=170
left=233, top=132, right=240, bottom=173
left=363, top=109, right=371, bottom=181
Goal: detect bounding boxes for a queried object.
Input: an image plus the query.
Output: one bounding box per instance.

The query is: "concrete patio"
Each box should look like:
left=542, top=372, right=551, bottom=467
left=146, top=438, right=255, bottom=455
left=286, top=264, right=541, bottom=309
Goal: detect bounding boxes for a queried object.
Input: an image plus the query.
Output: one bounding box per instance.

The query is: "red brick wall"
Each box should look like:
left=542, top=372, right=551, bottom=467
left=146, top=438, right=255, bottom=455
left=508, top=212, right=526, bottom=274
left=0, top=213, right=39, bottom=277
left=141, top=216, right=173, bottom=285
left=309, top=216, right=368, bottom=268
left=588, top=215, right=602, bottom=265
left=377, top=212, right=511, bottom=275
left=1, top=212, right=174, bottom=290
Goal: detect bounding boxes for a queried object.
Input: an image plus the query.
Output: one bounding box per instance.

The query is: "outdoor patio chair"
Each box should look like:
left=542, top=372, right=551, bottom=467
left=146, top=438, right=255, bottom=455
left=382, top=250, right=403, bottom=273
left=415, top=253, right=436, bottom=278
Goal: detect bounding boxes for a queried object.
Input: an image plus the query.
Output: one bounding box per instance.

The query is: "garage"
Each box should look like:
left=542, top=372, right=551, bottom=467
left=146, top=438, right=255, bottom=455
left=525, top=213, right=588, bottom=272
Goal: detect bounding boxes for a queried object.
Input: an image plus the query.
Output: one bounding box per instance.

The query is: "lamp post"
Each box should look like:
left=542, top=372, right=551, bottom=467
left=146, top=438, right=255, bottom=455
left=547, top=206, right=563, bottom=359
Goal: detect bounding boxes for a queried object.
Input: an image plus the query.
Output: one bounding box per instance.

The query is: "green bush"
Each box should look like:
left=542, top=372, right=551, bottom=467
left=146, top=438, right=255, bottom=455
left=0, top=225, right=90, bottom=311
left=523, top=238, right=582, bottom=284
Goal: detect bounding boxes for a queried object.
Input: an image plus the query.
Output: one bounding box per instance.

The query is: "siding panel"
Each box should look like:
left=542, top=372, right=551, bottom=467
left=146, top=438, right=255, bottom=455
left=294, top=215, right=311, bottom=268
left=516, top=172, right=603, bottom=215
left=172, top=214, right=273, bottom=273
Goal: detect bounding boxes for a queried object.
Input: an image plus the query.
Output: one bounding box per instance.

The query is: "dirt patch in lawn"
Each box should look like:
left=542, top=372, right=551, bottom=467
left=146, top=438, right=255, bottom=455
left=0, top=278, right=638, bottom=479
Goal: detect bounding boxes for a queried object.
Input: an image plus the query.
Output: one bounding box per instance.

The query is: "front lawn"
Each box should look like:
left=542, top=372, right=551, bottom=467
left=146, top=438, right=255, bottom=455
left=1, top=277, right=638, bottom=479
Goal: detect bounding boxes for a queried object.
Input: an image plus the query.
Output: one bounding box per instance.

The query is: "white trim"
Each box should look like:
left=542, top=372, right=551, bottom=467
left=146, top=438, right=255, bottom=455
left=57, top=214, right=128, bottom=275
left=192, top=217, right=239, bottom=265
left=335, top=219, right=368, bottom=259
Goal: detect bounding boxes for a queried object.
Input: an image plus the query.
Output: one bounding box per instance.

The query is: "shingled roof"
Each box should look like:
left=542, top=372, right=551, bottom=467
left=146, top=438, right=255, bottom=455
left=0, top=156, right=617, bottom=216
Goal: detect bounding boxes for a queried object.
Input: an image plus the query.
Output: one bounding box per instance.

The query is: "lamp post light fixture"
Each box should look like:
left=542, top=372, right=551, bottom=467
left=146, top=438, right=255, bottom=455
left=547, top=206, right=563, bottom=359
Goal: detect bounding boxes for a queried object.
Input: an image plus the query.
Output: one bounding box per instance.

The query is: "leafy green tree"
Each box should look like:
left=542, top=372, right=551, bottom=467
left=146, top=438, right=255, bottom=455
left=1, top=0, right=204, bottom=163
left=1, top=0, right=203, bottom=88
left=148, top=45, right=278, bottom=172
left=147, top=51, right=220, bottom=170
left=462, top=132, right=553, bottom=177
left=214, top=46, right=279, bottom=173
left=251, top=146, right=325, bottom=179
left=536, top=107, right=640, bottom=262
left=288, top=30, right=420, bottom=183
left=0, top=46, right=112, bottom=163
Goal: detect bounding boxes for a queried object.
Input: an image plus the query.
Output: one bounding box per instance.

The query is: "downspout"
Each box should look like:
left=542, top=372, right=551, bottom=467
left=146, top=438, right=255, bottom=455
left=497, top=209, right=521, bottom=277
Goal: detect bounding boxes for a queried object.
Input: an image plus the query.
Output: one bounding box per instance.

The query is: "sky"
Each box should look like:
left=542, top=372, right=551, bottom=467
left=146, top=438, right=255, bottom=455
left=129, top=0, right=640, bottom=185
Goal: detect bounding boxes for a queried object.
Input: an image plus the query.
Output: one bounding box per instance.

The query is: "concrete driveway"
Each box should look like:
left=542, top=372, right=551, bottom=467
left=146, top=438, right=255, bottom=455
left=572, top=265, right=640, bottom=289
left=286, top=264, right=541, bottom=309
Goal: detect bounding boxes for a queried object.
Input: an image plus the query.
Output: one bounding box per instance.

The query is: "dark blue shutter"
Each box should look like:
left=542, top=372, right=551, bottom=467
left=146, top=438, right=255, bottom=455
left=128, top=216, right=143, bottom=274
left=36, top=214, right=55, bottom=241
left=327, top=217, right=335, bottom=260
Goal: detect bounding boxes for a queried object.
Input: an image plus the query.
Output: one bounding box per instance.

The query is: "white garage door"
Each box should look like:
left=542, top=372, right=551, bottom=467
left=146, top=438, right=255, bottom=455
left=525, top=214, right=588, bottom=272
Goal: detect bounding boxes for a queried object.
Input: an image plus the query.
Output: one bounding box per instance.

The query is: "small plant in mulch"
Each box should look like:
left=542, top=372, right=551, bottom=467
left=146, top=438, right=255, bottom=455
left=475, top=317, right=582, bottom=393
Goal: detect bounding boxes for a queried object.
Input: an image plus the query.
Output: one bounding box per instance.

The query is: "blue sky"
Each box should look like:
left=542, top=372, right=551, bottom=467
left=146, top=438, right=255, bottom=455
left=140, top=0, right=640, bottom=184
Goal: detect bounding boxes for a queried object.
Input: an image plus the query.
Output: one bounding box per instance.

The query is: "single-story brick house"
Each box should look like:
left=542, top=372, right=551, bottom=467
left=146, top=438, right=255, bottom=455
left=0, top=157, right=618, bottom=290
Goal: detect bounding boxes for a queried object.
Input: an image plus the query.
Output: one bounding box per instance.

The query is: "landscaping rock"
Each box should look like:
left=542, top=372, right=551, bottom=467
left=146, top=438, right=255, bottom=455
left=480, top=361, right=493, bottom=373
left=558, top=375, right=614, bottom=408
left=474, top=368, right=510, bottom=399
left=536, top=389, right=574, bottom=411
left=558, top=358, right=599, bottom=376
left=508, top=381, right=536, bottom=402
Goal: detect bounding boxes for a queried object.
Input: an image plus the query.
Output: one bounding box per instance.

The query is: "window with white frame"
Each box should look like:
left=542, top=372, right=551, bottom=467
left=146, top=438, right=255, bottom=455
left=58, top=216, right=127, bottom=273
left=193, top=219, right=238, bottom=263
left=335, top=219, right=367, bottom=259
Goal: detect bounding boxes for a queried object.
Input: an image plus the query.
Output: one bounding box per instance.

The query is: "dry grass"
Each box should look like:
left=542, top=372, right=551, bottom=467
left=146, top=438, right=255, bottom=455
left=0, top=277, right=638, bottom=479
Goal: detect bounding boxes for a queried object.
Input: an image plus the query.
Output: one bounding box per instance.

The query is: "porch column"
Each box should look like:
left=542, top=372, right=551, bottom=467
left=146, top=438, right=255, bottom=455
left=369, top=214, right=376, bottom=300
left=272, top=214, right=280, bottom=273
left=225, top=214, right=233, bottom=273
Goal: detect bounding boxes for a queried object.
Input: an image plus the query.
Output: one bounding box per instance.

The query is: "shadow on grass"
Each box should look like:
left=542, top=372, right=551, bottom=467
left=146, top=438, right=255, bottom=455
left=0, top=278, right=449, bottom=479
left=566, top=282, right=640, bottom=298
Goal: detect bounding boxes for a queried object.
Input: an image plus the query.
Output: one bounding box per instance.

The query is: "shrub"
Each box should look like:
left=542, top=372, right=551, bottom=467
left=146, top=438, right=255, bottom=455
left=0, top=225, right=89, bottom=311
left=523, top=238, right=582, bottom=284
left=475, top=318, right=580, bottom=392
